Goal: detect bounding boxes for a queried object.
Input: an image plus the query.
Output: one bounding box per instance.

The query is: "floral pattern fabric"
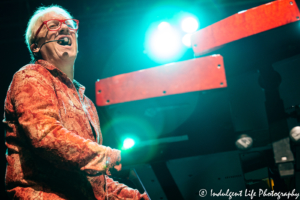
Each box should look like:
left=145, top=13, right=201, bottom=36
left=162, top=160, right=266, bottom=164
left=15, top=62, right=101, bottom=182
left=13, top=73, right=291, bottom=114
left=3, top=60, right=149, bottom=200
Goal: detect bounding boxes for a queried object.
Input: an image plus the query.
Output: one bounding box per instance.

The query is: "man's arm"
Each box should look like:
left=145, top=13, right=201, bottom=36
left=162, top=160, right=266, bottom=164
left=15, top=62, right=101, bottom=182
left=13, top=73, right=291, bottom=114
left=9, top=68, right=120, bottom=174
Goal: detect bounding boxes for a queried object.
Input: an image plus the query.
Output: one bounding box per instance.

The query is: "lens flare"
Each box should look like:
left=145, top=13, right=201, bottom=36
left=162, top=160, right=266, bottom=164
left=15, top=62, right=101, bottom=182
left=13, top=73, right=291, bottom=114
left=146, top=24, right=182, bottom=63
left=181, top=17, right=199, bottom=33
left=123, top=138, right=135, bottom=149
left=157, top=21, right=171, bottom=31
left=182, top=33, right=192, bottom=47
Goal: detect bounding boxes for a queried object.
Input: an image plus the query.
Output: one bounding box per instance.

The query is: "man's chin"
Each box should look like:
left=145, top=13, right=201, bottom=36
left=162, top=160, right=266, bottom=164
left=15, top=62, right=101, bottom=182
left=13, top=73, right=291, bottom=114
left=55, top=45, right=75, bottom=57
left=52, top=47, right=77, bottom=63
left=59, top=51, right=76, bottom=60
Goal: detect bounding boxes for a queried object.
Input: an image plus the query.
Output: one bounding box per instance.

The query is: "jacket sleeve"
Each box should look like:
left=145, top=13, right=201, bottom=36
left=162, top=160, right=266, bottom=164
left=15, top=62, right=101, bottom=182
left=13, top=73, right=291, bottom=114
left=10, top=68, right=120, bottom=174
left=105, top=176, right=150, bottom=200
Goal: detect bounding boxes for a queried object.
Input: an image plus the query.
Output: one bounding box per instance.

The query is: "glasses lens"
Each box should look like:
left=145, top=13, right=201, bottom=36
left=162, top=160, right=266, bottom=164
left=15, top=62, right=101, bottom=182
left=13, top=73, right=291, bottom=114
left=47, top=20, right=60, bottom=30
left=65, top=19, right=78, bottom=29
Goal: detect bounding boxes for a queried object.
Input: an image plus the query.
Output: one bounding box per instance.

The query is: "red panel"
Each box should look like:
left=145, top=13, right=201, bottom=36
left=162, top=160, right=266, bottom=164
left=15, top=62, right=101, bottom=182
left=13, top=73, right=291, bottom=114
left=96, top=55, right=226, bottom=106
left=191, top=0, right=300, bottom=56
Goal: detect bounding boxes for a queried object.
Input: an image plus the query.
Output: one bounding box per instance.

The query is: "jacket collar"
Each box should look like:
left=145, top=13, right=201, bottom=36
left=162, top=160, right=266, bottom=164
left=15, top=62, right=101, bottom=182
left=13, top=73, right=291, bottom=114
left=35, top=59, right=86, bottom=96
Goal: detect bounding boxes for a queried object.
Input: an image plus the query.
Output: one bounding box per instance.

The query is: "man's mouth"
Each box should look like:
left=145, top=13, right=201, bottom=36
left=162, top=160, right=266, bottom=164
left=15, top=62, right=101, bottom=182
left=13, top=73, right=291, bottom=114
left=57, top=37, right=71, bottom=46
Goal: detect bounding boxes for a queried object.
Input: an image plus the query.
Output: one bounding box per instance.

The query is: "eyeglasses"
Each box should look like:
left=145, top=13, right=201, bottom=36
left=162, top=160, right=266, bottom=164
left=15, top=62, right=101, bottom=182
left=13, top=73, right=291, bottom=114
left=35, top=19, right=79, bottom=39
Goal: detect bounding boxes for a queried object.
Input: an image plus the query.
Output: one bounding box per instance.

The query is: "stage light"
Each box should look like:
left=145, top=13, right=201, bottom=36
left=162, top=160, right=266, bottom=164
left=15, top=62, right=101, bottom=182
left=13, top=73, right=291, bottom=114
left=182, top=33, right=192, bottom=47
left=290, top=126, right=300, bottom=143
left=235, top=134, right=253, bottom=150
left=123, top=138, right=135, bottom=149
left=146, top=24, right=182, bottom=63
left=181, top=17, right=199, bottom=33
left=158, top=21, right=171, bottom=31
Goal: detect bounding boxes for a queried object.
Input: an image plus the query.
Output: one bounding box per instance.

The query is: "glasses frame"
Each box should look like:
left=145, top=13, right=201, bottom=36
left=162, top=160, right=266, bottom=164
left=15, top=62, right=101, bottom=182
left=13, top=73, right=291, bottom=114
left=34, top=19, right=79, bottom=39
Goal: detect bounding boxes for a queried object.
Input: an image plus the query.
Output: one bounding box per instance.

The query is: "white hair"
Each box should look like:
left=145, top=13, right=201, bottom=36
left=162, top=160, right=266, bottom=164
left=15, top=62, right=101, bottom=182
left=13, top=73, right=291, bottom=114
left=25, top=5, right=74, bottom=61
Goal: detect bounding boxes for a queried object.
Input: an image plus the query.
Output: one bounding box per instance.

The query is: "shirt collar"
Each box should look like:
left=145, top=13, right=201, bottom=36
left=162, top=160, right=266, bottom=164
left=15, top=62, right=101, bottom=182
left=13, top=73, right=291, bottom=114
left=35, top=59, right=86, bottom=96
left=73, top=79, right=86, bottom=99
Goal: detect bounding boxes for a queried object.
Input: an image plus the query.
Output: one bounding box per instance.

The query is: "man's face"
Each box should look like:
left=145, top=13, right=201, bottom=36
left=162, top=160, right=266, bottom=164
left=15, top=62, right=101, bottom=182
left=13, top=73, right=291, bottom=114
left=35, top=12, right=78, bottom=64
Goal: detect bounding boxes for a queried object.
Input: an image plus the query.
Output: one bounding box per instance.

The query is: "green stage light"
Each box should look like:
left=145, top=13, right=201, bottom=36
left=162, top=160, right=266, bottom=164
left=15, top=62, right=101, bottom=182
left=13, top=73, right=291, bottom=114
left=157, top=21, right=171, bottom=31
left=182, top=33, right=192, bottom=47
left=123, top=138, right=135, bottom=150
left=145, top=21, right=182, bottom=63
left=181, top=16, right=199, bottom=33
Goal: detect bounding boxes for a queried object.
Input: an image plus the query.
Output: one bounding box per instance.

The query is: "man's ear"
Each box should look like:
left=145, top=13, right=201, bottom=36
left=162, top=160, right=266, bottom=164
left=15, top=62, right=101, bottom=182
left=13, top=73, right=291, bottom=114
left=30, top=43, right=39, bottom=54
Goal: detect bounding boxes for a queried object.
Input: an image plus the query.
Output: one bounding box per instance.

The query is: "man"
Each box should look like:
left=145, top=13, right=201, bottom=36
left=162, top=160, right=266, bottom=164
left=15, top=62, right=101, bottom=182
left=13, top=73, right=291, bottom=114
left=3, top=5, right=149, bottom=200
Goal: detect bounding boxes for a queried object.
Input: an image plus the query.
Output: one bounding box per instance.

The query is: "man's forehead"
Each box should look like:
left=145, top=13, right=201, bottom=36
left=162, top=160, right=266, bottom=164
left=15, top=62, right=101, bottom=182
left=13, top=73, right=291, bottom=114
left=40, top=12, right=69, bottom=22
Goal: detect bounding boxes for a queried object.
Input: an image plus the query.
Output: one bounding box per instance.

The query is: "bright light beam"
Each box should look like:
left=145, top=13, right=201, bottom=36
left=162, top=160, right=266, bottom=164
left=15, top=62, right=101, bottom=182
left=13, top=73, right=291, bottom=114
left=157, top=21, right=171, bottom=31
left=182, top=33, right=192, bottom=47
left=147, top=22, right=182, bottom=63
left=123, top=138, right=135, bottom=149
left=181, top=17, right=199, bottom=33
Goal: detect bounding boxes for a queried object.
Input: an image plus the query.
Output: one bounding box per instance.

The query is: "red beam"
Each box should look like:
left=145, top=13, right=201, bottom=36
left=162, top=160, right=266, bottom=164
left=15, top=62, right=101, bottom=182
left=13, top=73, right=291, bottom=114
left=96, top=55, right=226, bottom=106
left=191, top=0, right=300, bottom=56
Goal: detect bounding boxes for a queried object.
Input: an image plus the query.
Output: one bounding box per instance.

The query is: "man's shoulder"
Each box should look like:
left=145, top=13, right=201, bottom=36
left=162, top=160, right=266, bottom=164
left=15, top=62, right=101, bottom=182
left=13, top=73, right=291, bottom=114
left=14, top=63, right=52, bottom=80
left=17, top=63, right=47, bottom=74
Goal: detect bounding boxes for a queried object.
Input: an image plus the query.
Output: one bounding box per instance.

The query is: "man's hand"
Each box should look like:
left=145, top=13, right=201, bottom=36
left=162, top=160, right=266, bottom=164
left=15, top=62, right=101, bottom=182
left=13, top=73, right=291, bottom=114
left=114, top=163, right=122, bottom=171
left=105, top=163, right=122, bottom=176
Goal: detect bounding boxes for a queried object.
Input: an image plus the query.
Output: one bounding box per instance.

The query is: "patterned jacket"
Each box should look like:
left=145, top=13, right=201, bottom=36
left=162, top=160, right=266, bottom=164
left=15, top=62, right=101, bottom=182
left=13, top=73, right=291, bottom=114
left=3, top=60, right=148, bottom=200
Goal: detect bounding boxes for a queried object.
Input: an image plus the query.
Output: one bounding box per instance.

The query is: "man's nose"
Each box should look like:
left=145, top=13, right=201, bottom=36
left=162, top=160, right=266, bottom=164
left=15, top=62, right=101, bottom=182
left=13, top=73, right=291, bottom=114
left=59, top=23, right=70, bottom=35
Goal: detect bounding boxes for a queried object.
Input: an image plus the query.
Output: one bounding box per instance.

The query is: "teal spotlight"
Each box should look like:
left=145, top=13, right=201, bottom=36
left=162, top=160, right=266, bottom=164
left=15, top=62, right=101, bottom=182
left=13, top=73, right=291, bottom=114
left=146, top=22, right=182, bottom=63
left=123, top=138, right=135, bottom=149
left=157, top=21, right=171, bottom=31
left=181, top=17, right=199, bottom=33
left=182, top=33, right=192, bottom=47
